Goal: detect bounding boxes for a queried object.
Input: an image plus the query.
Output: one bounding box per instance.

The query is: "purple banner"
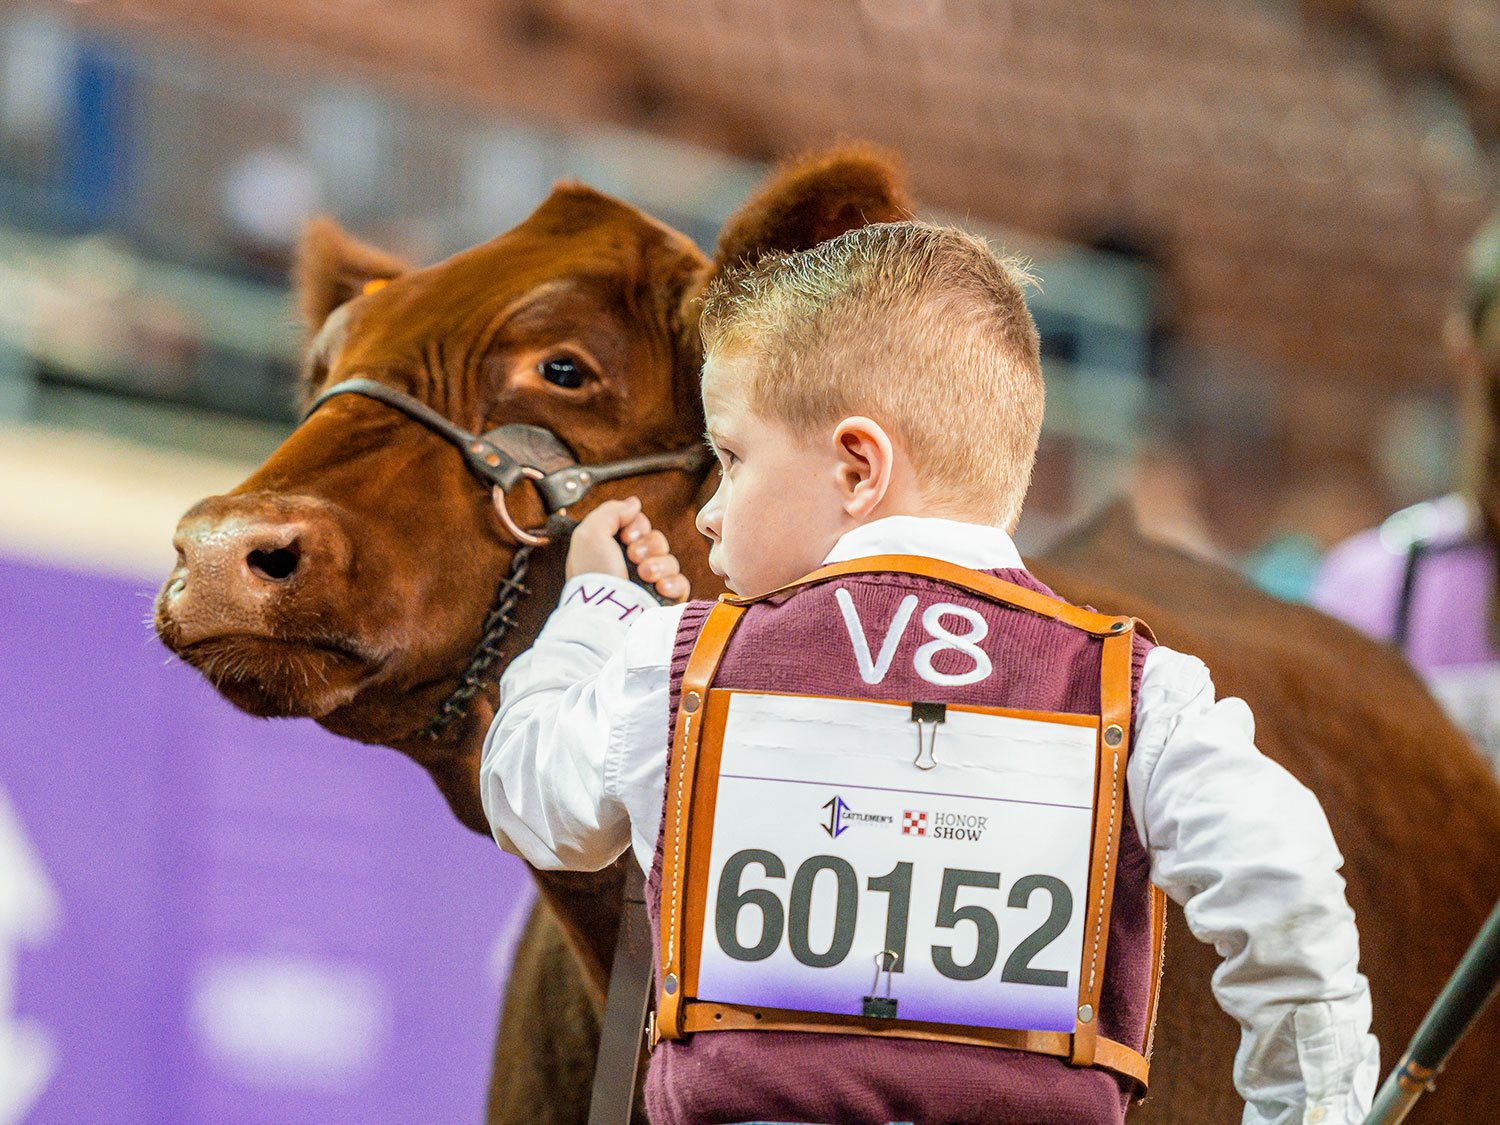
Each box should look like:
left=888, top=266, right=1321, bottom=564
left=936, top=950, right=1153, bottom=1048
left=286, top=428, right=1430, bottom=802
left=0, top=555, right=534, bottom=1124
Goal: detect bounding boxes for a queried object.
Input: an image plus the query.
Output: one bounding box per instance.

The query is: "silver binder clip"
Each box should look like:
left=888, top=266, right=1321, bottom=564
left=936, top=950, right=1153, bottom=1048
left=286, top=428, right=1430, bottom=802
left=862, top=950, right=900, bottom=1018
left=910, top=702, right=946, bottom=770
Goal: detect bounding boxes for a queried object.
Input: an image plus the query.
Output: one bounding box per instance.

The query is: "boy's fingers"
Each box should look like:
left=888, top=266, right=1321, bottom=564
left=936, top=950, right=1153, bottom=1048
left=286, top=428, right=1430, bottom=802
left=628, top=529, right=670, bottom=562
left=563, top=497, right=644, bottom=582
left=609, top=498, right=645, bottom=531
left=638, top=554, right=681, bottom=581
left=658, top=574, right=690, bottom=602
left=619, top=511, right=652, bottom=545
left=578, top=497, right=641, bottom=535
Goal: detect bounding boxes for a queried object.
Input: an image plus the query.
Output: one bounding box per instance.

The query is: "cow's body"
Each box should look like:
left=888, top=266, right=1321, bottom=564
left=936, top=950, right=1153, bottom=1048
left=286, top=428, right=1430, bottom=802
left=156, top=149, right=1500, bottom=1123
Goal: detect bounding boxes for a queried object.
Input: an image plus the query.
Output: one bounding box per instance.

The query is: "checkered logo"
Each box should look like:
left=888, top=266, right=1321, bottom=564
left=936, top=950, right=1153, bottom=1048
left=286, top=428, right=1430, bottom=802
left=902, top=810, right=927, bottom=836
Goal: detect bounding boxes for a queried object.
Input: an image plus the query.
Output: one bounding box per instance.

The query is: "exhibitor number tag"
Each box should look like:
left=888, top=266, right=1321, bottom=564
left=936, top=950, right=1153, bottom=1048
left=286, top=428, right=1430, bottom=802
left=695, top=691, right=1098, bottom=1033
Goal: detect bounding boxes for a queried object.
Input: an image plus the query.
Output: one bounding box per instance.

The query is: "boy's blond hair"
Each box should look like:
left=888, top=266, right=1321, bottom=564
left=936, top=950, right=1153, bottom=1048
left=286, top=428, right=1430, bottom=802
left=699, top=221, right=1044, bottom=529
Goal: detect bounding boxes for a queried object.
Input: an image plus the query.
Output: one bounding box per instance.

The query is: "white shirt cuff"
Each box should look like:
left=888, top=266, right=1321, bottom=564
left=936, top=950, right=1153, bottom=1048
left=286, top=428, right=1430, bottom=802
left=542, top=573, right=659, bottom=649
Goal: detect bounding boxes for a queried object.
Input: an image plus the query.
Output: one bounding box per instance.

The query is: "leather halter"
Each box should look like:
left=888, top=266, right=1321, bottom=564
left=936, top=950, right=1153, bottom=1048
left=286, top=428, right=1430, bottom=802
left=304, top=376, right=711, bottom=545
left=301, top=375, right=711, bottom=738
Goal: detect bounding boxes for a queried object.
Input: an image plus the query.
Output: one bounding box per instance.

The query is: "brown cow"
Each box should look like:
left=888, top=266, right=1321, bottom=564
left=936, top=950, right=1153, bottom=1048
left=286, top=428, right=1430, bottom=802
left=155, top=148, right=1500, bottom=1123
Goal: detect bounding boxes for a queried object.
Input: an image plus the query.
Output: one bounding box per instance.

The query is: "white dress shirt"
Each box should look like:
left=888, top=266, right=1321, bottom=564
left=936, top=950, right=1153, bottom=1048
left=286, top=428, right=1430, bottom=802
left=481, top=515, right=1379, bottom=1125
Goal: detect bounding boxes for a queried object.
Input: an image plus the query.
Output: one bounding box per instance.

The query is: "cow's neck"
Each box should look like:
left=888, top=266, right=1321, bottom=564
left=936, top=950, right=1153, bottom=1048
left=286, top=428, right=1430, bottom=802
left=391, top=702, right=496, bottom=833
left=391, top=473, right=722, bottom=838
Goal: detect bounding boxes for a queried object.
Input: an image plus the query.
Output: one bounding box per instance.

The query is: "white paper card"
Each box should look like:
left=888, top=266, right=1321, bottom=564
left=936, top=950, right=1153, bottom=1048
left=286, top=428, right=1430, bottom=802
left=695, top=691, right=1099, bottom=1033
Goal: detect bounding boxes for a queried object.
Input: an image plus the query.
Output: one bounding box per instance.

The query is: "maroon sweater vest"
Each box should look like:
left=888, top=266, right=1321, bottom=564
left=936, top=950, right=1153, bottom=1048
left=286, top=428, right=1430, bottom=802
left=644, top=567, right=1156, bottom=1125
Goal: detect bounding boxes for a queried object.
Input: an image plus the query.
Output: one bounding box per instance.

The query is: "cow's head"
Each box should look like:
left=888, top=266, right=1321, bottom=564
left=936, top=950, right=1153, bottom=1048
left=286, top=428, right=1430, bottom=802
left=154, top=145, right=910, bottom=828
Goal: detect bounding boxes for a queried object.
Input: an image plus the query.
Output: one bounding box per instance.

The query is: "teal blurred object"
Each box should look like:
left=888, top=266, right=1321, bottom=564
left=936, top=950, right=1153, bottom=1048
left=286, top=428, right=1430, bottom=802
left=1245, top=532, right=1324, bottom=604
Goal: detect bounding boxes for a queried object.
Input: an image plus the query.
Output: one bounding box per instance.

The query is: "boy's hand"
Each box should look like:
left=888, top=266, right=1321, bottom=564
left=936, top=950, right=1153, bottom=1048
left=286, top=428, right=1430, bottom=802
left=563, top=496, right=690, bottom=602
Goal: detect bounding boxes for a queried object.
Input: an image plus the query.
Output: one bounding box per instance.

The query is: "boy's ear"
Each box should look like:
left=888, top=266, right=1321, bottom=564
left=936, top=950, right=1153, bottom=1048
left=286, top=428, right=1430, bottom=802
left=711, top=143, right=914, bottom=273
left=293, top=217, right=410, bottom=337
left=834, top=416, right=896, bottom=520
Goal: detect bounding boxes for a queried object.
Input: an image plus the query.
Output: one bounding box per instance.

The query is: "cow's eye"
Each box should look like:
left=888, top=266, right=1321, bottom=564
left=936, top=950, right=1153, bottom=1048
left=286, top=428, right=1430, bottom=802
left=538, top=357, right=586, bottom=390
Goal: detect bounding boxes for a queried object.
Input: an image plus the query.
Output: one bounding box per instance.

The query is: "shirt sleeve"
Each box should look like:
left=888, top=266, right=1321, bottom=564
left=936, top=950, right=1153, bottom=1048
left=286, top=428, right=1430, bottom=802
left=1129, top=646, right=1380, bottom=1125
left=479, top=572, right=670, bottom=871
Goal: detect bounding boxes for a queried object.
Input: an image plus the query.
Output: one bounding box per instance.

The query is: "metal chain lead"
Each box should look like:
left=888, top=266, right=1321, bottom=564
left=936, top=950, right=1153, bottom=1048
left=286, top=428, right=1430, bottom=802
left=416, top=544, right=535, bottom=741
left=414, top=513, right=578, bottom=741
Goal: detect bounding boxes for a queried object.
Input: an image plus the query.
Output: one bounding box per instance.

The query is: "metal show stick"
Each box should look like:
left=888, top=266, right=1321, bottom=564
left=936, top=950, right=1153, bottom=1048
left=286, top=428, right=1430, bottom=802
left=1363, top=896, right=1500, bottom=1124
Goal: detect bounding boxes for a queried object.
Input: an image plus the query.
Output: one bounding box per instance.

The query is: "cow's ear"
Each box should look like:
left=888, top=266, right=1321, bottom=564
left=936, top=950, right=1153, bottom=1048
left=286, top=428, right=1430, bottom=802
left=711, top=143, right=913, bottom=273
left=293, top=217, right=409, bottom=335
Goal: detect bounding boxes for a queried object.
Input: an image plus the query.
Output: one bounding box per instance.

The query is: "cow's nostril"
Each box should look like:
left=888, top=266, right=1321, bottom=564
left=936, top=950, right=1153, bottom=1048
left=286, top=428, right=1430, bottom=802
left=247, top=546, right=300, bottom=581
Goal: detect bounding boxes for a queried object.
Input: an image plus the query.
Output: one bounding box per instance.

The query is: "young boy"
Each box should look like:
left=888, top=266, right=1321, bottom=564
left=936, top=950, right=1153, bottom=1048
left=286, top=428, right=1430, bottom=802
left=480, top=222, right=1377, bottom=1125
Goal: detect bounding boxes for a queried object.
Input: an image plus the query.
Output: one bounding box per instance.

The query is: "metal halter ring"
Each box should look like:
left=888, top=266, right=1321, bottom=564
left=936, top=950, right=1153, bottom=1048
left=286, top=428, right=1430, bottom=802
left=494, top=466, right=562, bottom=547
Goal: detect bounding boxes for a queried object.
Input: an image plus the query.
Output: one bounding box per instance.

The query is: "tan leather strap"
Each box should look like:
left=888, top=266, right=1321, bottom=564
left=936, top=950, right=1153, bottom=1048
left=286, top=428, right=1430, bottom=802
left=1094, top=1035, right=1152, bottom=1088
left=678, top=1002, right=1149, bottom=1087
left=1133, top=618, right=1167, bottom=1082
left=1143, top=885, right=1167, bottom=1069
left=656, top=599, right=747, bottom=1039
left=1070, top=624, right=1135, bottom=1068
left=726, top=554, right=1132, bottom=638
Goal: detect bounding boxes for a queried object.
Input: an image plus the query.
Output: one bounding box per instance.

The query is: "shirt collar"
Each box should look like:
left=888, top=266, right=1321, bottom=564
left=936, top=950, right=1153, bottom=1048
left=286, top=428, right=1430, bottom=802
left=819, top=515, right=1025, bottom=572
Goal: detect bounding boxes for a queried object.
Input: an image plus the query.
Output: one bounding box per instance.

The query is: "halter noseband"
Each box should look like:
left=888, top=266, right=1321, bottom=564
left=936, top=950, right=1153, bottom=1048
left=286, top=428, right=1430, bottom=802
left=301, top=376, right=710, bottom=738
left=304, top=376, right=710, bottom=545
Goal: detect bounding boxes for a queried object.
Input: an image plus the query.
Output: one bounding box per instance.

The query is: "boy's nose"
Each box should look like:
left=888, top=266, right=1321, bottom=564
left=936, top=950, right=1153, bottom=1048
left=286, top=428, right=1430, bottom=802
left=695, top=499, right=721, bottom=542
left=695, top=508, right=719, bottom=542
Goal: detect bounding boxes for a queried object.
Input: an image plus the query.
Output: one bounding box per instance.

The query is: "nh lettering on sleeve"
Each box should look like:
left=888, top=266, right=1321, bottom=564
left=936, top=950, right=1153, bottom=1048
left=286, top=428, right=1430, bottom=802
left=565, top=583, right=644, bottom=622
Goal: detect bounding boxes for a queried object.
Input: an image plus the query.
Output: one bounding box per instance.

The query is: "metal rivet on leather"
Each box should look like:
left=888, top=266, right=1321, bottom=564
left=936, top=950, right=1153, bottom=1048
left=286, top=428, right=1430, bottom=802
left=664, top=974, right=678, bottom=995
left=1109, top=619, right=1127, bottom=632
left=1078, top=1004, right=1094, bottom=1023
left=683, top=691, right=701, bottom=713
left=1104, top=724, right=1124, bottom=747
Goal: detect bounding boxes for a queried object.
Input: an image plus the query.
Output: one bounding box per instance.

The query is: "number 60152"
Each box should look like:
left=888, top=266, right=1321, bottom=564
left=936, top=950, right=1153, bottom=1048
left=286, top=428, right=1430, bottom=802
left=713, top=848, right=1074, bottom=986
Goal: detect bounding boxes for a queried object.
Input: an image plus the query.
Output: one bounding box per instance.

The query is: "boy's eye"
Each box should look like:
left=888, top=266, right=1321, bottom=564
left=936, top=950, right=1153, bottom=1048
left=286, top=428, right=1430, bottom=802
left=705, top=437, right=736, bottom=468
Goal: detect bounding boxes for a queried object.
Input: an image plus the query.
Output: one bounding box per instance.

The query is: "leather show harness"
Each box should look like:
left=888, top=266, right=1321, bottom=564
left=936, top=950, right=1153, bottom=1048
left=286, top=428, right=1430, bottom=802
left=303, top=375, right=711, bottom=740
